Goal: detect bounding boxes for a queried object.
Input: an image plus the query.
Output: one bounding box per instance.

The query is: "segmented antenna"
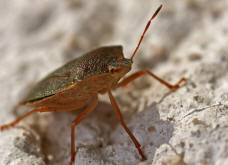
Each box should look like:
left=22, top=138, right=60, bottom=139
left=130, top=5, right=163, bottom=61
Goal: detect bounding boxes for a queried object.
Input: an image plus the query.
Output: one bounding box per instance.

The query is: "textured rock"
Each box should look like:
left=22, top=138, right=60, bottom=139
left=0, top=0, right=228, bottom=165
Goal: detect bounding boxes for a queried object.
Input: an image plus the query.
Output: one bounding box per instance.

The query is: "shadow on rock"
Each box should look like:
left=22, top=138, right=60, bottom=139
left=40, top=102, right=174, bottom=165
left=106, top=102, right=174, bottom=165
left=41, top=102, right=118, bottom=165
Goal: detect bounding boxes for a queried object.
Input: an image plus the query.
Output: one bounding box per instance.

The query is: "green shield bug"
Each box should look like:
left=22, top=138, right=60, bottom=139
left=0, top=5, right=186, bottom=165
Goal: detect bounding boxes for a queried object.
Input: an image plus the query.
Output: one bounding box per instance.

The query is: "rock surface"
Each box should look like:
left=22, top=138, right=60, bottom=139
left=0, top=0, right=228, bottom=165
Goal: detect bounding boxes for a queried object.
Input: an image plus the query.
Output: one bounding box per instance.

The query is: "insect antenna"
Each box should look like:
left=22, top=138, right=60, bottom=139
left=130, top=4, right=162, bottom=61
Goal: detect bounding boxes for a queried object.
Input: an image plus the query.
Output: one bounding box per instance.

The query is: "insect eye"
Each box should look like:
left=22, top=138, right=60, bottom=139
left=108, top=66, right=119, bottom=74
left=110, top=68, right=116, bottom=74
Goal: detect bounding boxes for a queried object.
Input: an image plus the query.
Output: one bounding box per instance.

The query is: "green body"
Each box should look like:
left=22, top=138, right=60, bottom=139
left=22, top=46, right=132, bottom=104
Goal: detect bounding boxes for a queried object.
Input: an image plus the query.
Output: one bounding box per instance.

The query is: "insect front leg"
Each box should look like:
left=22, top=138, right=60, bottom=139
left=70, top=96, right=98, bottom=165
left=107, top=90, right=146, bottom=160
left=117, top=70, right=186, bottom=90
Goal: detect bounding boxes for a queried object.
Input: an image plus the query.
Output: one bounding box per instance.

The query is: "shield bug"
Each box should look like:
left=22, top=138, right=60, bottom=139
left=0, top=5, right=186, bottom=165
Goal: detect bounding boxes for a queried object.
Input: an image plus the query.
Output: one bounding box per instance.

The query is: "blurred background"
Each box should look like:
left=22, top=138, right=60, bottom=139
left=0, top=0, right=228, bottom=165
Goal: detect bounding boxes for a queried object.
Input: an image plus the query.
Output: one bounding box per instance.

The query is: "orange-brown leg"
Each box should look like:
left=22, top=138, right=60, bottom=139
left=117, top=70, right=186, bottom=90
left=0, top=107, right=50, bottom=131
left=70, top=97, right=98, bottom=165
left=107, top=90, right=146, bottom=160
left=0, top=105, right=84, bottom=131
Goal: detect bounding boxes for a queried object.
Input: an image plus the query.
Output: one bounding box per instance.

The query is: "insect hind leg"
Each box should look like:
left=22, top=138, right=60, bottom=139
left=0, top=105, right=82, bottom=131
left=0, top=107, right=49, bottom=131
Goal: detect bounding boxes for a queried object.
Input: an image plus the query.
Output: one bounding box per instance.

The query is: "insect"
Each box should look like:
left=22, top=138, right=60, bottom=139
left=0, top=5, right=186, bottom=165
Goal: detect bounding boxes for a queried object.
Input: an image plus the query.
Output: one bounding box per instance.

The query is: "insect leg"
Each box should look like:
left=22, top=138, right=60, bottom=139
left=107, top=90, right=146, bottom=160
left=0, top=104, right=84, bottom=131
left=70, top=96, right=98, bottom=165
left=117, top=70, right=186, bottom=90
left=0, top=106, right=53, bottom=131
